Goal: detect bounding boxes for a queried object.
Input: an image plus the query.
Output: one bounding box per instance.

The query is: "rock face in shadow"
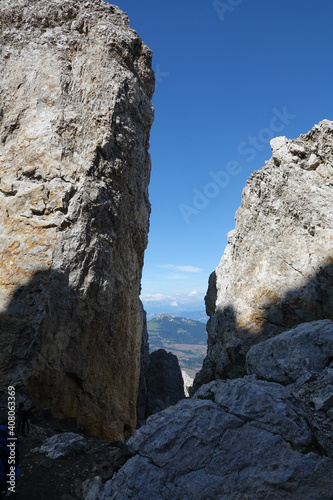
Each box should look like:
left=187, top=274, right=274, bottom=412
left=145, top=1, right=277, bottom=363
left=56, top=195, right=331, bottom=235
left=193, top=120, right=333, bottom=389
left=136, top=302, right=150, bottom=425
left=147, top=349, right=185, bottom=415
left=0, top=0, right=154, bottom=440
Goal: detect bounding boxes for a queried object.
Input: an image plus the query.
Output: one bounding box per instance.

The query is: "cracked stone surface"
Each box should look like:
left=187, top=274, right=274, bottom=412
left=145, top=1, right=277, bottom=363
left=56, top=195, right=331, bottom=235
left=246, top=320, right=333, bottom=458
left=193, top=120, right=333, bottom=389
left=291, top=364, right=333, bottom=458
left=245, top=319, right=333, bottom=458
left=102, top=378, right=333, bottom=499
left=0, top=0, right=154, bottom=440
left=246, top=319, right=333, bottom=384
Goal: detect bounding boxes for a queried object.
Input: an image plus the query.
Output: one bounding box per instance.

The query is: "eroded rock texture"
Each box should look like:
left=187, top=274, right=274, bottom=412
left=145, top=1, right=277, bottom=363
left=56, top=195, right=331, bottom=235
left=246, top=319, right=333, bottom=384
left=194, top=120, right=333, bottom=389
left=246, top=319, right=333, bottom=457
left=107, top=377, right=333, bottom=499
left=0, top=0, right=154, bottom=440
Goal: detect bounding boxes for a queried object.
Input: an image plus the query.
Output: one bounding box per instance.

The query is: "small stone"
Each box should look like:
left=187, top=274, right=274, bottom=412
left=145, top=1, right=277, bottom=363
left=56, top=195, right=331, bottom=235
left=290, top=142, right=306, bottom=156
left=21, top=165, right=36, bottom=176
left=82, top=476, right=104, bottom=500
left=305, top=153, right=321, bottom=170
left=38, top=433, right=88, bottom=459
left=311, top=391, right=333, bottom=411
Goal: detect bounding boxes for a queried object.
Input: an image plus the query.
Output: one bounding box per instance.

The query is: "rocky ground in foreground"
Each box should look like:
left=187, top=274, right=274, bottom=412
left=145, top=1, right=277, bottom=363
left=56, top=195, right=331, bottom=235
left=7, top=412, right=132, bottom=500
left=106, top=320, right=333, bottom=499
left=7, top=320, right=333, bottom=500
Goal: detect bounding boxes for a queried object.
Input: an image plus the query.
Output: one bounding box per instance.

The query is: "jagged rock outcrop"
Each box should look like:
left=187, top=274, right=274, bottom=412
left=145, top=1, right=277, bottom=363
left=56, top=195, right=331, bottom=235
left=0, top=0, right=154, bottom=440
left=137, top=340, right=186, bottom=422
left=147, top=349, right=185, bottom=415
left=193, top=120, right=333, bottom=389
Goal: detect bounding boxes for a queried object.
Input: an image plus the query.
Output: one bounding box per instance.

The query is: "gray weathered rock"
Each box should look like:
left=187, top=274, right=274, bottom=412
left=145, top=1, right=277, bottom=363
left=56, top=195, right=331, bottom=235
left=82, top=477, right=107, bottom=500
left=36, top=432, right=88, bottom=459
left=291, top=364, right=333, bottom=458
left=106, top=378, right=333, bottom=499
left=83, top=476, right=114, bottom=500
left=245, top=319, right=333, bottom=457
left=246, top=319, right=333, bottom=383
left=0, top=0, right=154, bottom=439
left=312, top=389, right=333, bottom=411
left=193, top=120, right=333, bottom=390
left=147, top=349, right=185, bottom=415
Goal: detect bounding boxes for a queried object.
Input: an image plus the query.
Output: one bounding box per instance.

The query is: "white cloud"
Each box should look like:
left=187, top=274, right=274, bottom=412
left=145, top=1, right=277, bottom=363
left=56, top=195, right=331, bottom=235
left=140, top=293, right=177, bottom=303
left=157, top=264, right=202, bottom=273
left=140, top=291, right=205, bottom=311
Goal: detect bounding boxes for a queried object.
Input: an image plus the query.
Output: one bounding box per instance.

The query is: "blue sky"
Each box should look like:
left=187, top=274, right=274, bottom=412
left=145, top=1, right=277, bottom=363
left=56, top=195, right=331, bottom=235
left=110, top=0, right=333, bottom=316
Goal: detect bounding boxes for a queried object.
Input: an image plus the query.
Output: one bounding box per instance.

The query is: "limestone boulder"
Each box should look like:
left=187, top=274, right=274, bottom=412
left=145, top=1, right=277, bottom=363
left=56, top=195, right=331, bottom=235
left=246, top=319, right=333, bottom=384
left=0, top=0, right=154, bottom=439
left=245, top=317, right=333, bottom=458
left=106, top=378, right=333, bottom=499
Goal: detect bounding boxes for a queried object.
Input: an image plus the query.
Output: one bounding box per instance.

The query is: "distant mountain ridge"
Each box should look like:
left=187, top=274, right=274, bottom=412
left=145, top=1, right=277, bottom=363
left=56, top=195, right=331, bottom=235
left=178, top=311, right=208, bottom=323
left=148, top=313, right=206, bottom=346
left=147, top=313, right=207, bottom=378
left=146, top=310, right=208, bottom=323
